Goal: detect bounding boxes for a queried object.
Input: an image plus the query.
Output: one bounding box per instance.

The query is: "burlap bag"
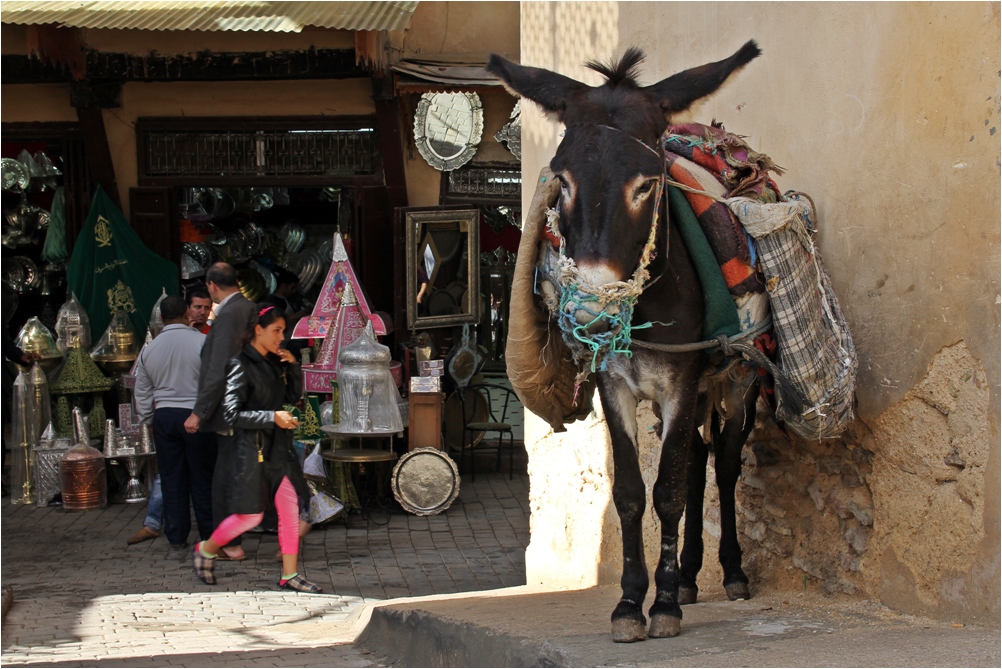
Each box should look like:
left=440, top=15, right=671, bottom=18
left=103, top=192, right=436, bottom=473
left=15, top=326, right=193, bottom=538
left=505, top=167, right=594, bottom=432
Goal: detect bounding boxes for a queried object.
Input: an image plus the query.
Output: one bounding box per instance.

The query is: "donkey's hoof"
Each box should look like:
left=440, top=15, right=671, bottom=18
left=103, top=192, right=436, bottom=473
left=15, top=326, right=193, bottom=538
left=649, top=614, right=682, bottom=638
left=678, top=586, right=698, bottom=605
left=612, top=617, right=648, bottom=643
left=725, top=582, right=751, bottom=601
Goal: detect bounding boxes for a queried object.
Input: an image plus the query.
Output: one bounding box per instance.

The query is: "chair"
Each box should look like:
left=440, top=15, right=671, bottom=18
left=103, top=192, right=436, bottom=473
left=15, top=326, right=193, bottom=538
left=457, top=382, right=517, bottom=480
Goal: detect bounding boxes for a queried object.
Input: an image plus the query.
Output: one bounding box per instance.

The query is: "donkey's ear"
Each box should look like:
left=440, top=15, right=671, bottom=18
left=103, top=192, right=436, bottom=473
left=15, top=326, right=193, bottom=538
left=486, top=54, right=587, bottom=119
left=645, top=40, right=761, bottom=116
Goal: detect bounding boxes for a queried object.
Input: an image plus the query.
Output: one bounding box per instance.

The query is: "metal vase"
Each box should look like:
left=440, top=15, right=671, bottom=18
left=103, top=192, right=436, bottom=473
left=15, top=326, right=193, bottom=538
left=139, top=424, right=155, bottom=453
left=72, top=407, right=90, bottom=445
left=103, top=419, right=118, bottom=456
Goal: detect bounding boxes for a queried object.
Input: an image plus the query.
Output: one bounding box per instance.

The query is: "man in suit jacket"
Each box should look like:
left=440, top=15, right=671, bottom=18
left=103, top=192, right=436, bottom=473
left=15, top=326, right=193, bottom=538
left=186, top=262, right=257, bottom=560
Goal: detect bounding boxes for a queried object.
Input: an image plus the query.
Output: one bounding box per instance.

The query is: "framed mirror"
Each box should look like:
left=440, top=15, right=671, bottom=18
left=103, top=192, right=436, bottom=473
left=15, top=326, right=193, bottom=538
left=413, top=92, right=484, bottom=171
left=405, top=208, right=480, bottom=330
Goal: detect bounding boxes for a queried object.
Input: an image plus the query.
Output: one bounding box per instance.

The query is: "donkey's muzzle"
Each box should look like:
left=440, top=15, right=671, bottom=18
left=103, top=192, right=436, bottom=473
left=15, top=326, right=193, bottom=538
left=565, top=300, right=619, bottom=335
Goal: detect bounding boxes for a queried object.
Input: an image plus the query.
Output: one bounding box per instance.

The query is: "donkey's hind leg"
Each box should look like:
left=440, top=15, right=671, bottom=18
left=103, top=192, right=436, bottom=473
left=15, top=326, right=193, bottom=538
left=714, top=373, right=760, bottom=601
left=597, top=375, right=649, bottom=643
left=679, top=417, right=709, bottom=605
left=649, top=378, right=701, bottom=637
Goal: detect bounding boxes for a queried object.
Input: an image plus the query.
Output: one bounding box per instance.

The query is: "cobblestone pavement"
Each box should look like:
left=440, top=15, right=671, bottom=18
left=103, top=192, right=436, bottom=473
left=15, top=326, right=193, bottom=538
left=1, top=470, right=530, bottom=667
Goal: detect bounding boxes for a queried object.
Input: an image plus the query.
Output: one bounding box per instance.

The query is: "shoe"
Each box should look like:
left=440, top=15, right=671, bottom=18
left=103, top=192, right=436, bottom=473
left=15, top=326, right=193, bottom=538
left=127, top=526, right=160, bottom=545
left=278, top=574, right=322, bottom=593
left=215, top=546, right=247, bottom=562
left=192, top=544, right=216, bottom=585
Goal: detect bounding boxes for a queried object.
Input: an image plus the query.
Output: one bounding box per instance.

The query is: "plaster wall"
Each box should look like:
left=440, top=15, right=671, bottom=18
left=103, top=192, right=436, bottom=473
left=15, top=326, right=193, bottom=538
left=400, top=1, right=520, bottom=60
left=520, top=1, right=999, bottom=625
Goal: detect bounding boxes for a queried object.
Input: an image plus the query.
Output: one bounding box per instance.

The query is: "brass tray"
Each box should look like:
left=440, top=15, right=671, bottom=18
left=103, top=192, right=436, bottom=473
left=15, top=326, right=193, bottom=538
left=391, top=448, right=460, bottom=516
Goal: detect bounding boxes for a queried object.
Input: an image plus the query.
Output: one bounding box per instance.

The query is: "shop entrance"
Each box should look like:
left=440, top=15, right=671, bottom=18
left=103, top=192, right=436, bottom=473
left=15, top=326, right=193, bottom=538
left=131, top=116, right=397, bottom=338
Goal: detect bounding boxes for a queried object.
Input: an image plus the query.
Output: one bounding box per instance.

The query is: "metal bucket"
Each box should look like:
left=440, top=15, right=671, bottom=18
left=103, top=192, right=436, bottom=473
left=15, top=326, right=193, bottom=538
left=60, top=444, right=107, bottom=510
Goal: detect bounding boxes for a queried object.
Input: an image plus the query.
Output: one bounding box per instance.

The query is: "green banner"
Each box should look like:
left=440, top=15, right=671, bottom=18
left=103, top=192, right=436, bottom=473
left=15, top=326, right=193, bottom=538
left=67, top=186, right=179, bottom=343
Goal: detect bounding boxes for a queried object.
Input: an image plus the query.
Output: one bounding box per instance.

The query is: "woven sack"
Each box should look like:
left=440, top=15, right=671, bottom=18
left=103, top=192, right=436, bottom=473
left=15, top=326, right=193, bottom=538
left=728, top=194, right=857, bottom=439
left=505, top=167, right=594, bottom=432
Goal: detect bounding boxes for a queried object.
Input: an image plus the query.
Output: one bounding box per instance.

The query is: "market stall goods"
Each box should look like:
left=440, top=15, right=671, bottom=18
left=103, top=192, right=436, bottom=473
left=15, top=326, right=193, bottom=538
left=335, top=323, right=404, bottom=434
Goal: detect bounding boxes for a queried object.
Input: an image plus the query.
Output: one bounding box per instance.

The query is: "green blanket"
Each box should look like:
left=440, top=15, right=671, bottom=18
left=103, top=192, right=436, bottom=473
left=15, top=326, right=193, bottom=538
left=667, top=185, right=741, bottom=340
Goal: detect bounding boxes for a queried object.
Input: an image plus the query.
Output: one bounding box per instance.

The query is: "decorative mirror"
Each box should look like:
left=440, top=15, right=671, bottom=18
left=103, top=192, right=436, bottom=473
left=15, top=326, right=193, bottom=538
left=494, top=100, right=521, bottom=160
left=405, top=209, right=480, bottom=330
left=413, top=92, right=484, bottom=171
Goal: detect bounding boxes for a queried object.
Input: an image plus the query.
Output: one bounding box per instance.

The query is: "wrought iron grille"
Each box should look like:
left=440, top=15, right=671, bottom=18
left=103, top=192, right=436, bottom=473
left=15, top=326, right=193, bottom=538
left=141, top=127, right=377, bottom=179
left=446, top=165, right=521, bottom=200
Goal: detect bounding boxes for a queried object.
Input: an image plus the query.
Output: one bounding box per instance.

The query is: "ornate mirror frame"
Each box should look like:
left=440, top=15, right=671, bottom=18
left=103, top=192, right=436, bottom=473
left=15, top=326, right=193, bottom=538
left=413, top=92, right=484, bottom=171
left=405, top=208, right=480, bottom=330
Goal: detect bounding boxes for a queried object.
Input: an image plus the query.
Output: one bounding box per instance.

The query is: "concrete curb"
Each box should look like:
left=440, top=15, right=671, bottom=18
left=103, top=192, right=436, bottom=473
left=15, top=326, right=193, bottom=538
left=353, top=586, right=1001, bottom=668
left=358, top=605, right=566, bottom=668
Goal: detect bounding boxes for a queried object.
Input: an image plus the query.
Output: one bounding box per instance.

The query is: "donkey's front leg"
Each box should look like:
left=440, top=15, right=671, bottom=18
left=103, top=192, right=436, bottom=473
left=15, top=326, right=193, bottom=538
left=649, top=384, right=700, bottom=638
left=597, top=375, right=648, bottom=643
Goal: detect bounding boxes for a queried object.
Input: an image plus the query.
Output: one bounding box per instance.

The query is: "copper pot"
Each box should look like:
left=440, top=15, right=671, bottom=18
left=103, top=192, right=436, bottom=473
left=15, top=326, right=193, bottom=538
left=60, top=444, right=107, bottom=510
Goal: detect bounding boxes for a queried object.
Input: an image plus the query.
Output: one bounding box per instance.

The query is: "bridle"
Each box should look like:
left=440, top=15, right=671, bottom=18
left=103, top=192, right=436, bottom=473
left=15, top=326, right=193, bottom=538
left=535, top=124, right=668, bottom=385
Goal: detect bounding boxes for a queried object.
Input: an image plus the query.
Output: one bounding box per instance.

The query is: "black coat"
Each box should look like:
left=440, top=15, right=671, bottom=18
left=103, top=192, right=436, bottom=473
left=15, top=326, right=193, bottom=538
left=221, top=344, right=309, bottom=515
left=195, top=293, right=257, bottom=433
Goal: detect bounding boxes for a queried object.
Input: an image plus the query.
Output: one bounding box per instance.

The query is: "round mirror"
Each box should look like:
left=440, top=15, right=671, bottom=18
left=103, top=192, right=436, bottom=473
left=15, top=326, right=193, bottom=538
left=414, top=92, right=484, bottom=171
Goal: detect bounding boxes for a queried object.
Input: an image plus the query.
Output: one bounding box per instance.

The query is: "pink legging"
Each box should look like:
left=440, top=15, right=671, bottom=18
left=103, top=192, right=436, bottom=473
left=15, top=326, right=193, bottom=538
left=210, top=476, right=300, bottom=555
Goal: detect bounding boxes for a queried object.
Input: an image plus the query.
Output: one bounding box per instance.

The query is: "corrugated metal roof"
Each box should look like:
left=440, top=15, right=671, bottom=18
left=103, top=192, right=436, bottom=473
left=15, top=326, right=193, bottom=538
left=0, top=1, right=418, bottom=32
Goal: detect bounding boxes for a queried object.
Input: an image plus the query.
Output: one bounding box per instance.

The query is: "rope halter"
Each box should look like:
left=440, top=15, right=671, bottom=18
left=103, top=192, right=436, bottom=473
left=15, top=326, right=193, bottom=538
left=535, top=125, right=666, bottom=385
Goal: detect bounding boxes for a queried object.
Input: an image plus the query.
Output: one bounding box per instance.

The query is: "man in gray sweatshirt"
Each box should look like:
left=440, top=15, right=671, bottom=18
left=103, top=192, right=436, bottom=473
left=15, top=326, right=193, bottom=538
left=134, top=295, right=217, bottom=549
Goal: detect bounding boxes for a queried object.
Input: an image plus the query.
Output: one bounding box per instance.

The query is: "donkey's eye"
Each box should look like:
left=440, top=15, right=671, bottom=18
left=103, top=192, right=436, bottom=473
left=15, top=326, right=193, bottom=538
left=634, top=179, right=658, bottom=200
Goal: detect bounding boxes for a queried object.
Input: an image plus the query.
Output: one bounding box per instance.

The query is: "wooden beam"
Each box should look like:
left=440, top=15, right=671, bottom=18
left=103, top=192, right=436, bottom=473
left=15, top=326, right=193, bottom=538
left=74, top=106, right=121, bottom=211
left=2, top=47, right=364, bottom=84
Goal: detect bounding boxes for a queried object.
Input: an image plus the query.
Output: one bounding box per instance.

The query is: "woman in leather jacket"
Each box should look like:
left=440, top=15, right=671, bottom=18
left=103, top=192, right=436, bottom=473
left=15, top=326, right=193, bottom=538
left=191, top=306, right=320, bottom=593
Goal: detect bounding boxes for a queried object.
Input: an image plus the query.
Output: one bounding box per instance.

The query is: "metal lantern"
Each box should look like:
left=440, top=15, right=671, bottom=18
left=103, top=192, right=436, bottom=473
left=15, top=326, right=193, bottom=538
left=336, top=322, right=404, bottom=434
left=35, top=424, right=71, bottom=507
left=91, top=311, right=139, bottom=375
left=55, top=292, right=91, bottom=351
left=10, top=369, right=38, bottom=504
left=15, top=316, right=64, bottom=374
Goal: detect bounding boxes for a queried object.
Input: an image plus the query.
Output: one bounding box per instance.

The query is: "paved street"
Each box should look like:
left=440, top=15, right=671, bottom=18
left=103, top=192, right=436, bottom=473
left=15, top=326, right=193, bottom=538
left=1, top=470, right=530, bottom=667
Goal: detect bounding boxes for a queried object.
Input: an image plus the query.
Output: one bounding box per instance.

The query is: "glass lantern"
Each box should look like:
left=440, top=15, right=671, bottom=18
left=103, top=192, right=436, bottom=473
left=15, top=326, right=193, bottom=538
left=55, top=292, right=91, bottom=351
left=337, top=323, right=404, bottom=433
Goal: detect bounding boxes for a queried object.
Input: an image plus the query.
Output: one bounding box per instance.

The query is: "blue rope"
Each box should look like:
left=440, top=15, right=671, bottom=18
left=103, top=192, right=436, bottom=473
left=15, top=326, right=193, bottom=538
left=555, top=282, right=640, bottom=373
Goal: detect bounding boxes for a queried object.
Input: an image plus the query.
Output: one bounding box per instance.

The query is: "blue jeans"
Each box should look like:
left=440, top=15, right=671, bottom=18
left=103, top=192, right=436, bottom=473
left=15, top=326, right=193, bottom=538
left=152, top=408, right=218, bottom=546
left=144, top=473, right=163, bottom=532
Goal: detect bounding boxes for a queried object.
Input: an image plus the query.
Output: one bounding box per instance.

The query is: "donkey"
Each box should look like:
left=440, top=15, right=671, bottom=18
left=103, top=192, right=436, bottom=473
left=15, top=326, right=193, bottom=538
left=487, top=42, right=763, bottom=642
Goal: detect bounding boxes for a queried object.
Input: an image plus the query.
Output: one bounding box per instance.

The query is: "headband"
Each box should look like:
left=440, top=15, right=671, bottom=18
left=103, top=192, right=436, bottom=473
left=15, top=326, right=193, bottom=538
left=258, top=306, right=275, bottom=317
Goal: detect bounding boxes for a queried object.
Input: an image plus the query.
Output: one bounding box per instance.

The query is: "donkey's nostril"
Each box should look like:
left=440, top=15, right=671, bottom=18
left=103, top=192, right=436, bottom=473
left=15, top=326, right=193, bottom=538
left=582, top=317, right=611, bottom=335
left=569, top=307, right=610, bottom=334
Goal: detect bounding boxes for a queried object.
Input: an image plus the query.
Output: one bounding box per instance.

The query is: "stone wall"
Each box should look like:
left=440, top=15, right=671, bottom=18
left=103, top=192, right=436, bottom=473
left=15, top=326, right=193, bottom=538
left=692, top=341, right=994, bottom=624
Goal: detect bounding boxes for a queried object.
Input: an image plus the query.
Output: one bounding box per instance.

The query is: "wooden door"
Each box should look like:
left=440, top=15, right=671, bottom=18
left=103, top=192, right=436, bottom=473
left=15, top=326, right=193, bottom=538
left=128, top=187, right=177, bottom=264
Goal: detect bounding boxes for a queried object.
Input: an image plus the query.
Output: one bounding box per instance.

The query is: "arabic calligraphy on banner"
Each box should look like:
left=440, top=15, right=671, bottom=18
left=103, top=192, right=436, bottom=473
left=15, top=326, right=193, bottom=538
left=95, top=258, right=129, bottom=274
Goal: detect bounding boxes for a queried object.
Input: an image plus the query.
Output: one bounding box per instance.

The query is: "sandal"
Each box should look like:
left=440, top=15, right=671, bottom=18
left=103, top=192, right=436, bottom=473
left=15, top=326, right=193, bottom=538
left=192, top=544, right=216, bottom=585
left=278, top=574, right=322, bottom=593
left=215, top=547, right=247, bottom=562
